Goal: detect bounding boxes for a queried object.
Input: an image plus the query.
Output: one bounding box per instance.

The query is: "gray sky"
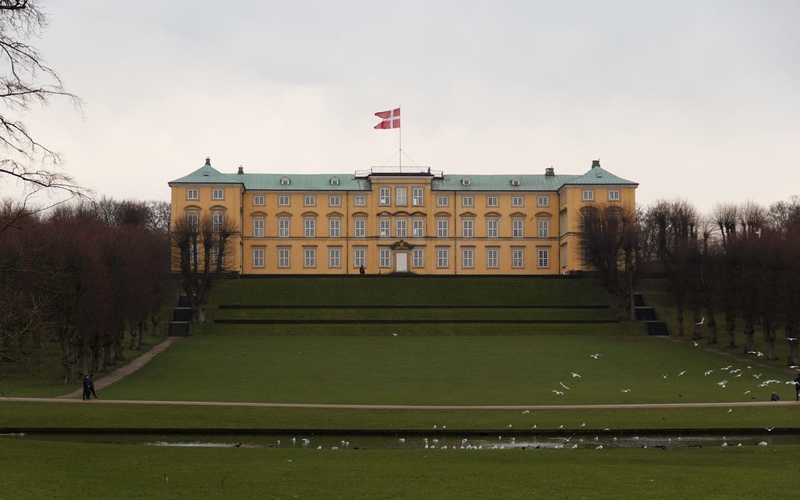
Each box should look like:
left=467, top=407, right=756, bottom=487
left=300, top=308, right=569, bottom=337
left=19, top=0, right=800, bottom=213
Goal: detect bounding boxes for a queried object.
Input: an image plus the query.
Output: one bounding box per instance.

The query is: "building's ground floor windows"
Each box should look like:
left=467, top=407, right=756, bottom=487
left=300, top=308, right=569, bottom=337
left=379, top=248, right=391, bottom=268
left=354, top=247, right=366, bottom=268
left=538, top=247, right=550, bottom=268
left=437, top=247, right=449, bottom=268
left=413, top=248, right=425, bottom=268
left=304, top=247, right=317, bottom=268
left=253, top=247, right=265, bottom=268
left=462, top=247, right=474, bottom=268
left=329, top=247, right=341, bottom=268
left=486, top=247, right=499, bottom=268
left=512, top=248, right=524, bottom=268
left=278, top=247, right=290, bottom=268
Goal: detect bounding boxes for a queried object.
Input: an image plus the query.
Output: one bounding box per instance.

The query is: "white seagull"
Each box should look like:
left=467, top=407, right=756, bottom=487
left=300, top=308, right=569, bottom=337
left=696, top=317, right=705, bottom=325
left=571, top=372, right=582, bottom=378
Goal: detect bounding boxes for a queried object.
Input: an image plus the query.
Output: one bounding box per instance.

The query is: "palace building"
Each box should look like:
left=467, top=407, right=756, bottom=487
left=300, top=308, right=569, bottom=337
left=168, top=158, right=637, bottom=275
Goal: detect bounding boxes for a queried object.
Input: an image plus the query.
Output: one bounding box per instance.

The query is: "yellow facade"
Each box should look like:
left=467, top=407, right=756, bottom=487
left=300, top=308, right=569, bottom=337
left=169, top=159, right=637, bottom=275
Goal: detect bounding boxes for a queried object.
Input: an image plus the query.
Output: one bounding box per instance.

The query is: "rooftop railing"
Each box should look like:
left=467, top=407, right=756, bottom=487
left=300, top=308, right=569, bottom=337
left=354, top=166, right=444, bottom=178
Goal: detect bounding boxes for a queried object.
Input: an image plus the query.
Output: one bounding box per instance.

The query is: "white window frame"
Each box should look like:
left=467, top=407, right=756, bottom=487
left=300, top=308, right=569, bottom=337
left=354, top=248, right=366, bottom=268
left=187, top=212, right=199, bottom=232
left=487, top=248, right=499, bottom=268
left=354, top=195, right=366, bottom=206
left=186, top=188, right=198, bottom=200
left=437, top=219, right=449, bottom=238
left=538, top=248, right=550, bottom=268
left=278, top=195, right=290, bottom=206
left=379, top=219, right=391, bottom=238
left=437, top=247, right=449, bottom=268
left=354, top=218, right=366, bottom=238
left=329, top=195, right=341, bottom=207
left=396, top=187, right=407, bottom=206
left=304, top=195, right=316, bottom=207
left=253, top=247, right=265, bottom=268
left=328, top=247, right=341, bottom=268
left=379, top=187, right=391, bottom=206
left=538, top=219, right=549, bottom=238
left=304, top=247, right=316, bottom=268
left=462, top=219, right=474, bottom=238
left=537, top=196, right=549, bottom=207
left=304, top=218, right=316, bottom=238
left=412, top=187, right=424, bottom=206
left=329, top=219, right=340, bottom=238
left=462, top=248, right=474, bottom=268
left=396, top=218, right=407, bottom=238
left=487, top=219, right=499, bottom=238
left=253, top=195, right=265, bottom=206
left=379, top=248, right=391, bottom=268
left=582, top=190, right=595, bottom=202
left=212, top=188, right=224, bottom=200
left=437, top=196, right=449, bottom=207
left=512, top=219, right=524, bottom=238
left=279, top=219, right=290, bottom=238
left=253, top=218, right=265, bottom=238
left=512, top=248, right=524, bottom=268
left=462, top=196, right=473, bottom=207
left=512, top=196, right=524, bottom=207
left=608, top=190, right=621, bottom=201
left=413, top=248, right=424, bottom=268
left=278, top=247, right=290, bottom=268
left=212, top=212, right=224, bottom=233
left=412, top=219, right=424, bottom=238
left=487, top=196, right=499, bottom=207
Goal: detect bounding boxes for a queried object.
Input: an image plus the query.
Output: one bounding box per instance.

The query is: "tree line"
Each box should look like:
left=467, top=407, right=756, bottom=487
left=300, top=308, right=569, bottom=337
left=580, top=196, right=800, bottom=366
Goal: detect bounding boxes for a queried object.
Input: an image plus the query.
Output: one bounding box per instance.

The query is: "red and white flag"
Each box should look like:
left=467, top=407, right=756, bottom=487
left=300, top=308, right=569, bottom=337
left=374, top=107, right=400, bottom=129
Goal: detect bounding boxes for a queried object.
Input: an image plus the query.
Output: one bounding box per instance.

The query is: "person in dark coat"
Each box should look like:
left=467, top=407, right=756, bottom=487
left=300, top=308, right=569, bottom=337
left=82, top=374, right=92, bottom=400
left=88, top=374, right=98, bottom=399
left=795, top=372, right=800, bottom=402
left=770, top=391, right=780, bottom=402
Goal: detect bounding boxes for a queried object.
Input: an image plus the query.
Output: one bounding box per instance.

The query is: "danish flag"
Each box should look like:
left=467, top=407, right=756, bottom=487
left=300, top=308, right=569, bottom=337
left=374, top=107, right=400, bottom=129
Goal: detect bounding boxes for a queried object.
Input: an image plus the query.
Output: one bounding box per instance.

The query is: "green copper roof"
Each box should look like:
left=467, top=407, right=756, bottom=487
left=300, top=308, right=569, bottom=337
left=169, top=160, right=637, bottom=191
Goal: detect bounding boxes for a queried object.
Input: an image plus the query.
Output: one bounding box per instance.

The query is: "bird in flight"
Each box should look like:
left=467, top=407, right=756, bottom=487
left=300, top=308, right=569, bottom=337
left=696, top=317, right=705, bottom=325
left=590, top=353, right=601, bottom=359
left=571, top=372, right=582, bottom=378
left=552, top=390, right=564, bottom=395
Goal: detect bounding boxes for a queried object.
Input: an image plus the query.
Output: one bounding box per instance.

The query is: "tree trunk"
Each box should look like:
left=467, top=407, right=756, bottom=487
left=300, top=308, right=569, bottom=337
left=691, top=310, right=703, bottom=341
left=763, top=319, right=778, bottom=360
left=743, top=322, right=755, bottom=355
left=725, top=311, right=736, bottom=349
left=787, top=339, right=799, bottom=367
left=676, top=308, right=685, bottom=337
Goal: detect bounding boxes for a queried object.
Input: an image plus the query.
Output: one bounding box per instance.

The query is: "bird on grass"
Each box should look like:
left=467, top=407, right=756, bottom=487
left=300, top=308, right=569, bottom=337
left=621, top=389, right=631, bottom=393
left=552, top=390, right=564, bottom=395
left=704, top=370, right=714, bottom=376
left=571, top=372, right=582, bottom=378
left=590, top=353, right=601, bottom=359
left=678, top=370, right=687, bottom=377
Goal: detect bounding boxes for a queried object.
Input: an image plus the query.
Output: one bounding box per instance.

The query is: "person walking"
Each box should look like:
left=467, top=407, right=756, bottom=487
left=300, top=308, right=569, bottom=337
left=88, top=374, right=98, bottom=399
left=82, top=374, right=92, bottom=400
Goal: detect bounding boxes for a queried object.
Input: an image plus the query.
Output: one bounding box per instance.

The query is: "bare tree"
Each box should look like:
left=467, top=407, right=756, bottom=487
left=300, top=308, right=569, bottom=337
left=712, top=202, right=740, bottom=349
left=0, top=1, right=86, bottom=232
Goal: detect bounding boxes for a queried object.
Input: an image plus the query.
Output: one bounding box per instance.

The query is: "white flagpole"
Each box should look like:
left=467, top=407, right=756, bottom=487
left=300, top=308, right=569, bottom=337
left=398, top=105, right=402, bottom=169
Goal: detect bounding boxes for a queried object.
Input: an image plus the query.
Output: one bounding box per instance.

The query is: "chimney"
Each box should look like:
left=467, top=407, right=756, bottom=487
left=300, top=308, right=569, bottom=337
left=205, top=157, right=211, bottom=166
left=545, top=167, right=554, bottom=176
left=591, top=159, right=600, bottom=168
left=237, top=166, right=244, bottom=175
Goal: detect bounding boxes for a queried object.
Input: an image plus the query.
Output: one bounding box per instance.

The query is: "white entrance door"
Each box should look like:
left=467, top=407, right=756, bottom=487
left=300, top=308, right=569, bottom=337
left=395, top=252, right=408, bottom=272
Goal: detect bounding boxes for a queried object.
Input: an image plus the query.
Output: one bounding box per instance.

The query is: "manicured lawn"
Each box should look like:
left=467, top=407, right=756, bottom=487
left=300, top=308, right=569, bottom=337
left=1, top=438, right=798, bottom=499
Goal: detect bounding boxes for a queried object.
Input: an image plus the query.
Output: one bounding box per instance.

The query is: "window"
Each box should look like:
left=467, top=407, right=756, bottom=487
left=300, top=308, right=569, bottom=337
left=279, top=195, right=290, bottom=206
left=253, top=248, right=265, bottom=268
left=462, top=196, right=474, bottom=207
left=538, top=248, right=550, bottom=268
left=487, top=219, right=499, bottom=238
left=354, top=218, right=366, bottom=238
left=329, top=176, right=340, bottom=186
left=437, top=248, right=449, bottom=268
left=437, top=196, right=449, bottom=207
left=379, top=248, right=391, bottom=268
left=354, top=195, right=366, bottom=206
left=396, top=219, right=407, bottom=238
left=511, top=177, right=521, bottom=187
left=379, top=187, right=391, bottom=206
left=186, top=188, right=198, bottom=200
left=560, top=212, right=568, bottom=235
left=212, top=212, right=224, bottom=232
left=329, top=195, right=341, bottom=207
left=304, top=218, right=315, bottom=238
left=329, top=219, right=340, bottom=238
left=354, top=248, right=366, bottom=267
left=304, top=247, right=316, bottom=268
left=538, top=196, right=549, bottom=207
left=413, top=248, right=425, bottom=268
left=462, top=248, right=474, bottom=268
left=608, top=190, right=621, bottom=201
left=512, top=196, right=524, bottom=207
left=487, top=196, right=499, bottom=207
left=512, top=220, right=524, bottom=238
left=462, top=219, right=474, bottom=238
left=209, top=242, right=222, bottom=265
left=582, top=190, right=594, bottom=202
left=379, top=219, right=390, bottom=238
left=538, top=219, right=549, bottom=238
left=437, top=219, right=449, bottom=238
left=412, top=219, right=424, bottom=238
left=212, top=189, right=224, bottom=200
left=412, top=187, right=424, bottom=206
left=304, top=195, right=316, bottom=206
left=253, top=219, right=265, bottom=238
left=329, top=247, right=341, bottom=268
left=187, top=212, right=199, bottom=232
left=253, top=195, right=265, bottom=206
left=280, top=176, right=291, bottom=186
left=512, top=248, right=524, bottom=268
left=487, top=248, right=499, bottom=268
left=396, top=187, right=407, bottom=206
left=278, top=247, right=290, bottom=268
left=279, top=219, right=290, bottom=238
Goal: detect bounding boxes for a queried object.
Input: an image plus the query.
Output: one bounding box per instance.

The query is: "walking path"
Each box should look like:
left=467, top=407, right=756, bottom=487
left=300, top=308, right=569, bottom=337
left=56, top=336, right=180, bottom=399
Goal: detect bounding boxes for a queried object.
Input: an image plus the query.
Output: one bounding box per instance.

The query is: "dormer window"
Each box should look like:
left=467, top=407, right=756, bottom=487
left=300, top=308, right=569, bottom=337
left=330, top=176, right=340, bottom=186
left=280, top=176, right=291, bottom=186
left=511, top=177, right=521, bottom=187
left=461, top=177, right=471, bottom=186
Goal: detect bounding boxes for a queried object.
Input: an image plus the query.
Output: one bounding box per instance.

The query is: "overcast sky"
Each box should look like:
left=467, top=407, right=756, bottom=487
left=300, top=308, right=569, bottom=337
left=17, top=0, right=800, bottom=213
